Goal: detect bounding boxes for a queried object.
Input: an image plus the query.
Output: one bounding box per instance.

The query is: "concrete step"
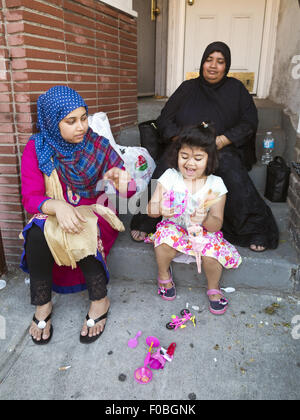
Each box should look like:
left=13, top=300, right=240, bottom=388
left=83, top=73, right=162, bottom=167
left=255, top=98, right=283, bottom=130
left=107, top=203, right=299, bottom=295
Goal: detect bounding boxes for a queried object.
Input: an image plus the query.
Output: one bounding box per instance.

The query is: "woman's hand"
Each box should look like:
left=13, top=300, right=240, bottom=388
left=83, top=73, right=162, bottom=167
left=216, top=135, right=231, bottom=150
left=103, top=168, right=132, bottom=195
left=42, top=199, right=87, bottom=234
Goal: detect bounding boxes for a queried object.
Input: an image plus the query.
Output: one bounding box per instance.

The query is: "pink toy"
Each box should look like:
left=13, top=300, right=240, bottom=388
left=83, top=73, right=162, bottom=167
left=128, top=331, right=142, bottom=349
left=163, top=190, right=188, bottom=218
left=187, top=224, right=207, bottom=273
left=166, top=309, right=196, bottom=330
left=134, top=336, right=160, bottom=384
left=149, top=342, right=177, bottom=370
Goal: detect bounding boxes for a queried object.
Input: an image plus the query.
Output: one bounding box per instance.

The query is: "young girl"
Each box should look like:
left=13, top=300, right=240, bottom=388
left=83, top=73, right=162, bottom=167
left=146, top=123, right=242, bottom=315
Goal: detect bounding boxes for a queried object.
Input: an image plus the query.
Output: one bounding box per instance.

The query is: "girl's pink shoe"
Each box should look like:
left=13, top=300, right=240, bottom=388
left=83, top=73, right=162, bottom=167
left=207, top=289, right=228, bottom=315
left=157, top=268, right=176, bottom=301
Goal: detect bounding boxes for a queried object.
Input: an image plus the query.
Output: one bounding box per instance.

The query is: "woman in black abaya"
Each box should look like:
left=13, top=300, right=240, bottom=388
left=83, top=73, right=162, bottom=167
left=131, top=41, right=279, bottom=251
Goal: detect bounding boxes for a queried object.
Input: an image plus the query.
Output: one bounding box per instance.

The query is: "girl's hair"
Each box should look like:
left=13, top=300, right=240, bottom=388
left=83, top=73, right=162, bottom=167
left=168, top=122, right=218, bottom=175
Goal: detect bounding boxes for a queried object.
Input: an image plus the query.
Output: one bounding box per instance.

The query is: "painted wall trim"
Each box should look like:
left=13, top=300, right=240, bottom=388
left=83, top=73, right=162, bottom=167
left=100, top=0, right=137, bottom=17
left=257, top=0, right=280, bottom=98
left=166, top=0, right=186, bottom=97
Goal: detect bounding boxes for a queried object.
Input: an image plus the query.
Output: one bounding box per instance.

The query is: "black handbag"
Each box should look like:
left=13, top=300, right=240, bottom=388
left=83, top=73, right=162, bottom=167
left=138, top=120, right=164, bottom=162
left=264, top=156, right=291, bottom=202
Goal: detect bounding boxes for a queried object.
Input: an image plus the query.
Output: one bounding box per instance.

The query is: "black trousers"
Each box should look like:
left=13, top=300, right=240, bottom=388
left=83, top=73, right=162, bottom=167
left=25, top=224, right=107, bottom=306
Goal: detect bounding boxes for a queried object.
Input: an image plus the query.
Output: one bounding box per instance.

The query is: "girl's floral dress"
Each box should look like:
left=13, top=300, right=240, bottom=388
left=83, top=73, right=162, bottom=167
left=145, top=169, right=242, bottom=270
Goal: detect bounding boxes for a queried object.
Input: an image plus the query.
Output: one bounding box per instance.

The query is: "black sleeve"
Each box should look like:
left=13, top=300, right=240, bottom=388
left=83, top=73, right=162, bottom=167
left=156, top=81, right=193, bottom=142
left=224, top=83, right=258, bottom=148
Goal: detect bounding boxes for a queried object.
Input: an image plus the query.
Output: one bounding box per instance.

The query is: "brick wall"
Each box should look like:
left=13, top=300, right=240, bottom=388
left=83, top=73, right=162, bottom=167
left=287, top=137, right=300, bottom=259
left=0, top=0, right=137, bottom=266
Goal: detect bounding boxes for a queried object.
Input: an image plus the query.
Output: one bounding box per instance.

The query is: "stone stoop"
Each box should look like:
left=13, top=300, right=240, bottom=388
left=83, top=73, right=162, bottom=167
left=109, top=98, right=299, bottom=295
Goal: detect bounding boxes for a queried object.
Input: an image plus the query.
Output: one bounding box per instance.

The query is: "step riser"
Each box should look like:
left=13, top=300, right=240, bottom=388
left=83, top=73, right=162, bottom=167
left=107, top=246, right=295, bottom=294
left=257, top=107, right=283, bottom=130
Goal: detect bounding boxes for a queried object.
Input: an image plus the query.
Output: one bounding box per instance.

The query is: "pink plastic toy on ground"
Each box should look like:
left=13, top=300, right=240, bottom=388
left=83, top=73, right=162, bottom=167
left=149, top=342, right=177, bottom=370
left=166, top=309, right=196, bottom=330
left=134, top=336, right=160, bottom=384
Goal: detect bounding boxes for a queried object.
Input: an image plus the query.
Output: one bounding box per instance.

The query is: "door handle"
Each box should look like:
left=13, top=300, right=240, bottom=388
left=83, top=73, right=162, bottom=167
left=151, top=0, right=160, bottom=21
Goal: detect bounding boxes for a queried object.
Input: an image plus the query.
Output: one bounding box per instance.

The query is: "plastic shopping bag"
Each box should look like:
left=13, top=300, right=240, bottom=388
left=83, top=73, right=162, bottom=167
left=88, top=112, right=123, bottom=159
left=88, top=112, right=156, bottom=194
left=118, top=145, right=156, bottom=195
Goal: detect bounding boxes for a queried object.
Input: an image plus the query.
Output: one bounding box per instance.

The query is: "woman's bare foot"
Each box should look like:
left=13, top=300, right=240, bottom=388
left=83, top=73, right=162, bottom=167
left=131, top=230, right=147, bottom=242
left=250, top=244, right=266, bottom=252
left=80, top=296, right=110, bottom=339
left=29, top=302, right=52, bottom=342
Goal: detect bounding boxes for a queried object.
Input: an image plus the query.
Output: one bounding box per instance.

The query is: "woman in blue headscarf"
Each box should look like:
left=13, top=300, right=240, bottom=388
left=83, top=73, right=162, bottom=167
left=20, top=86, right=136, bottom=345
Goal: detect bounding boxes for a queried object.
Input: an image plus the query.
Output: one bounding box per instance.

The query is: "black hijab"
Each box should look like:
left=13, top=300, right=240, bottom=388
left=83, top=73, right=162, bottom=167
left=199, top=41, right=231, bottom=89
left=200, top=41, right=231, bottom=81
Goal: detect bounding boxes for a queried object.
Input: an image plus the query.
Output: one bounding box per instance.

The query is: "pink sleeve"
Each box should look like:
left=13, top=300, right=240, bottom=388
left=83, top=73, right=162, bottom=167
left=21, top=139, right=51, bottom=214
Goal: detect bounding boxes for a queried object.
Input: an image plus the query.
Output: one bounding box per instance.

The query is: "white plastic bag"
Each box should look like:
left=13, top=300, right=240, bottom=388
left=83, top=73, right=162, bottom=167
left=118, top=145, right=156, bottom=194
left=88, top=112, right=123, bottom=159
left=88, top=112, right=156, bottom=194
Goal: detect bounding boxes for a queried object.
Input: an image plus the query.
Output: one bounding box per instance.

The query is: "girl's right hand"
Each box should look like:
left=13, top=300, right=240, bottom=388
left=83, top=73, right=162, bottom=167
left=42, top=200, right=87, bottom=234
left=160, top=202, right=176, bottom=218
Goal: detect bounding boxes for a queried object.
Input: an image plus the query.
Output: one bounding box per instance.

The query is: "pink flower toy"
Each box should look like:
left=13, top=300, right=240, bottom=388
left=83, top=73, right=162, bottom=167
left=162, top=190, right=188, bottom=219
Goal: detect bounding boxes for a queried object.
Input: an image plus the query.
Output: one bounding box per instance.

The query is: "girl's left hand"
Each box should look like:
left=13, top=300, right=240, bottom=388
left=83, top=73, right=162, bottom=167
left=190, top=199, right=208, bottom=224
left=103, top=168, right=132, bottom=195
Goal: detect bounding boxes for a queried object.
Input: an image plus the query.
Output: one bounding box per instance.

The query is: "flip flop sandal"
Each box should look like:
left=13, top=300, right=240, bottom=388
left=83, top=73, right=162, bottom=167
left=207, top=289, right=229, bottom=315
left=157, top=267, right=176, bottom=301
left=31, top=313, right=53, bottom=345
left=80, top=308, right=110, bottom=344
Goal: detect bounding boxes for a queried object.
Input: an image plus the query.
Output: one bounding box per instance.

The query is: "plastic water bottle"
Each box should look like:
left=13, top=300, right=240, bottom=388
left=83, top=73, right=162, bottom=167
left=261, top=131, right=274, bottom=165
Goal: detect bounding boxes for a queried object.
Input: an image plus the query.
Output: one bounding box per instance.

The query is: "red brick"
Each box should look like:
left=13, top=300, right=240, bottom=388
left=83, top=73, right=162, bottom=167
left=9, top=47, right=26, bottom=58
left=0, top=123, right=14, bottom=133
left=0, top=202, right=22, bottom=212
left=63, top=0, right=95, bottom=19
left=6, top=21, right=25, bottom=34
left=8, top=34, right=24, bottom=46
left=0, top=103, right=13, bottom=113
left=6, top=0, right=22, bottom=7
left=21, top=0, right=63, bottom=19
left=4, top=10, right=24, bottom=22
left=22, top=10, right=64, bottom=30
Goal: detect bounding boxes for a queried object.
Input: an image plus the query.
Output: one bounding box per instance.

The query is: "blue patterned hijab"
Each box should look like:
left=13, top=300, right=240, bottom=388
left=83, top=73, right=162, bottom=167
left=32, top=85, right=124, bottom=199
left=33, top=85, right=88, bottom=177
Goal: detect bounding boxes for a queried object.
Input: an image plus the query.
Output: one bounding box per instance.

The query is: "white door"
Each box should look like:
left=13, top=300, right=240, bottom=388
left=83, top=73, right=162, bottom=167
left=184, top=0, right=266, bottom=94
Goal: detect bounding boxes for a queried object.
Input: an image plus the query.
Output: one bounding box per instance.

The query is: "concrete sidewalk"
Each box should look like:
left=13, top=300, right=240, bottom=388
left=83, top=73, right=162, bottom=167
left=0, top=268, right=300, bottom=400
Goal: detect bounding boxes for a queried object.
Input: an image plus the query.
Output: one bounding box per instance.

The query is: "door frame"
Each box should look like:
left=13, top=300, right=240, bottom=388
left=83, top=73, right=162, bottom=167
left=166, top=0, right=280, bottom=98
